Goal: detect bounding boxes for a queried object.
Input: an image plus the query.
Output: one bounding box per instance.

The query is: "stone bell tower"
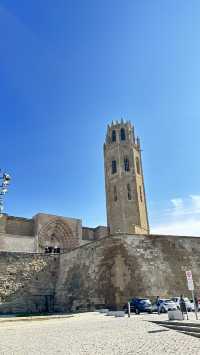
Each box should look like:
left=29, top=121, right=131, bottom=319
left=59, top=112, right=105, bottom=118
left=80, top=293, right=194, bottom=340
left=104, top=119, right=149, bottom=235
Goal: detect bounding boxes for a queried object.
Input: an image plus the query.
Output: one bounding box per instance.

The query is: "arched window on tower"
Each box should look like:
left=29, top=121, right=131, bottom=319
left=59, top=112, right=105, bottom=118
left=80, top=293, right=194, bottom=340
left=113, top=186, right=117, bottom=201
left=112, top=160, right=117, bottom=174
left=136, top=157, right=141, bottom=174
left=112, top=130, right=116, bottom=142
left=120, top=128, right=126, bottom=141
left=127, top=184, right=132, bottom=200
left=124, top=157, right=130, bottom=172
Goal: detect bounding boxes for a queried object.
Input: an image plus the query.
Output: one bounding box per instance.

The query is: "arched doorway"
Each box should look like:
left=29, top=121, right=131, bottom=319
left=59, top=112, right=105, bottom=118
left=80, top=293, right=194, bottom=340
left=38, top=219, right=78, bottom=253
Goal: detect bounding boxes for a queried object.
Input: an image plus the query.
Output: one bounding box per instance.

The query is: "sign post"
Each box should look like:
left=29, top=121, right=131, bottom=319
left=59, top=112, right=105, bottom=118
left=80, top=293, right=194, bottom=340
left=186, top=270, right=198, bottom=320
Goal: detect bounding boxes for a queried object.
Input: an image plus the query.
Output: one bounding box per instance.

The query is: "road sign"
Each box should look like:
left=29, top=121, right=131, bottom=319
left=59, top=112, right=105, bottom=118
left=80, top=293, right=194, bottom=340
left=186, top=270, right=193, bottom=281
left=186, top=270, right=194, bottom=290
left=185, top=270, right=198, bottom=319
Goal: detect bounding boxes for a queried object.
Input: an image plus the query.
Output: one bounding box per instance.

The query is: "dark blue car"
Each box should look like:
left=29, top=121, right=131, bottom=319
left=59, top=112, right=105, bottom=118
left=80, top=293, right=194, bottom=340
left=124, top=298, right=152, bottom=314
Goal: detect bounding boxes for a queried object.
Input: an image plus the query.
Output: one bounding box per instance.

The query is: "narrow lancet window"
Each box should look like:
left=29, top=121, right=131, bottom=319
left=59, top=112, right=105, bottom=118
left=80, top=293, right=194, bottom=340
left=112, top=160, right=117, bottom=174
left=139, top=186, right=143, bottom=202
left=112, top=130, right=116, bottom=142
left=124, top=157, right=130, bottom=171
left=136, top=157, right=141, bottom=174
left=114, top=186, right=117, bottom=201
left=127, top=184, right=132, bottom=200
left=120, top=128, right=126, bottom=141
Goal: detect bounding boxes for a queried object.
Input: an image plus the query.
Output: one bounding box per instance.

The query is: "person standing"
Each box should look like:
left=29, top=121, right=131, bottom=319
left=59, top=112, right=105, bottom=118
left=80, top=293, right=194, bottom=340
left=156, top=296, right=160, bottom=315
left=180, top=295, right=188, bottom=320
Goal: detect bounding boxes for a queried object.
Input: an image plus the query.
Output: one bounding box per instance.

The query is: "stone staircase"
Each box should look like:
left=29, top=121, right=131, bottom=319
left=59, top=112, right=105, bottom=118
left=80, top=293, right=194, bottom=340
left=152, top=320, right=200, bottom=339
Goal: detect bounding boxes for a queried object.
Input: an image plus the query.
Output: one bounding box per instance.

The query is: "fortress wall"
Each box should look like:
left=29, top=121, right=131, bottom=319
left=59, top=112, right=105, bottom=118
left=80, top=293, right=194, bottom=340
left=82, top=227, right=94, bottom=241
left=0, top=234, right=35, bottom=252
left=94, top=226, right=108, bottom=240
left=82, top=226, right=108, bottom=242
left=55, top=237, right=118, bottom=312
left=0, top=234, right=200, bottom=314
left=55, top=234, right=200, bottom=311
left=0, top=252, right=59, bottom=314
left=6, top=216, right=34, bottom=236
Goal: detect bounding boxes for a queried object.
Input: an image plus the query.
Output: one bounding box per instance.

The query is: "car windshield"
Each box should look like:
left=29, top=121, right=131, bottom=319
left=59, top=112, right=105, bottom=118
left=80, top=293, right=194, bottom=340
left=162, top=299, right=173, bottom=304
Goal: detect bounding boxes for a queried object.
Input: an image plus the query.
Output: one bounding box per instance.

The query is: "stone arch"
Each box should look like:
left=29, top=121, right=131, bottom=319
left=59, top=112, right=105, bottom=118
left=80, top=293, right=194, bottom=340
left=38, top=219, right=78, bottom=252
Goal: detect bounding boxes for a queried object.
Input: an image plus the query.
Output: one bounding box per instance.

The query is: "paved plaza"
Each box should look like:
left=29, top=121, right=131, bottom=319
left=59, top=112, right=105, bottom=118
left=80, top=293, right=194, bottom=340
left=0, top=312, right=199, bottom=354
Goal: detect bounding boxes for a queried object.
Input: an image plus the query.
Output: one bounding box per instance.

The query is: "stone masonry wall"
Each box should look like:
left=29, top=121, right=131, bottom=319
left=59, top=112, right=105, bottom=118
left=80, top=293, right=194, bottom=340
left=0, top=252, right=59, bottom=314
left=6, top=216, right=34, bottom=236
left=1, top=234, right=200, bottom=313
left=0, top=234, right=35, bottom=253
left=55, top=234, right=200, bottom=311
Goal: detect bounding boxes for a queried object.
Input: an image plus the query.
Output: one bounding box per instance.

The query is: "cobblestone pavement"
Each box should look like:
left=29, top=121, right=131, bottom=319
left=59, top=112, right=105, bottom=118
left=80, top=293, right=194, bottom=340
left=0, top=312, right=200, bottom=355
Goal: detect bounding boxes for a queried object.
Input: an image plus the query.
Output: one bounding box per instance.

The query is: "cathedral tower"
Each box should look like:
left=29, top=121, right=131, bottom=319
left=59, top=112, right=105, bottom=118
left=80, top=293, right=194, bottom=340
left=104, top=120, right=149, bottom=235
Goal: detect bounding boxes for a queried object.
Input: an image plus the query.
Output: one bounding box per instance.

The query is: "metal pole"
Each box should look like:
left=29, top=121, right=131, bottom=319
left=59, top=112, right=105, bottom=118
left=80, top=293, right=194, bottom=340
left=128, top=302, right=131, bottom=318
left=0, top=170, right=11, bottom=217
left=192, top=289, right=198, bottom=320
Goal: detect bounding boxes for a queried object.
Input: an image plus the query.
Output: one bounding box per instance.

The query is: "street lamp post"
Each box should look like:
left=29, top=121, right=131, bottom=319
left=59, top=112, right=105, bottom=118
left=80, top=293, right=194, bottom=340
left=0, top=170, right=11, bottom=217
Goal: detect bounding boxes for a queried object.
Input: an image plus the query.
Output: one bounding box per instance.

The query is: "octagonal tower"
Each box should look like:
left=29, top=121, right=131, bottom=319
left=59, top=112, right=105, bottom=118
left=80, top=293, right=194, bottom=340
left=104, top=119, right=149, bottom=235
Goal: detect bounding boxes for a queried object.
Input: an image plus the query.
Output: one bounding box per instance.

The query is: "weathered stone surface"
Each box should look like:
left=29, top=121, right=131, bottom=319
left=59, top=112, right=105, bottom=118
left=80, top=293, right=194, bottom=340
left=0, top=213, right=107, bottom=253
left=55, top=234, right=200, bottom=311
left=0, top=234, right=35, bottom=253
left=104, top=121, right=149, bottom=235
left=0, top=233, right=200, bottom=314
left=0, top=252, right=59, bottom=313
left=34, top=213, right=82, bottom=252
left=6, top=216, right=34, bottom=236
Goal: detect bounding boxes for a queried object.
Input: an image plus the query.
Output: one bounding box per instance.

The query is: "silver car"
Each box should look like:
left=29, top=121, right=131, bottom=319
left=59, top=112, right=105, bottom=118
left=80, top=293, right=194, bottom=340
left=171, top=297, right=193, bottom=312
left=152, top=299, right=177, bottom=313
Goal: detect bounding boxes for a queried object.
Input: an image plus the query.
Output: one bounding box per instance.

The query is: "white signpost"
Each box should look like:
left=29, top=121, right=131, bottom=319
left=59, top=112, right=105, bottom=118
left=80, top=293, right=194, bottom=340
left=186, top=270, right=194, bottom=290
left=185, top=270, right=198, bottom=320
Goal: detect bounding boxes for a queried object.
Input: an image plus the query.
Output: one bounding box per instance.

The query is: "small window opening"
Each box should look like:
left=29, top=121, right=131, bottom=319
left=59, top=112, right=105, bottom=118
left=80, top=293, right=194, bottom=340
left=112, top=160, right=117, bottom=174
left=127, top=184, right=132, bottom=200
left=124, top=157, right=130, bottom=171
left=120, top=128, right=126, bottom=141
left=114, top=186, right=117, bottom=201
left=136, top=157, right=141, bottom=174
left=139, top=186, right=143, bottom=202
left=112, top=130, right=116, bottom=142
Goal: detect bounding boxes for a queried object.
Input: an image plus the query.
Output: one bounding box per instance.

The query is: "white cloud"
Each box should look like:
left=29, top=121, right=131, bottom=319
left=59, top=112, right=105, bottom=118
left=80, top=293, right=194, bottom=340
left=152, top=218, right=200, bottom=237
left=151, top=195, right=200, bottom=237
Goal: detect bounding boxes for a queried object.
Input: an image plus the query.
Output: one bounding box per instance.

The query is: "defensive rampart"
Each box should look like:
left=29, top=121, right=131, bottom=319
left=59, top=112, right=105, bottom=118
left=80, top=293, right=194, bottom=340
left=0, top=234, right=200, bottom=313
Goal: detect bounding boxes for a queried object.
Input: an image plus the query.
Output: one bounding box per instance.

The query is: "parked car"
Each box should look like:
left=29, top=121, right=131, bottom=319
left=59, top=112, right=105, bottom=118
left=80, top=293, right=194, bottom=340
left=123, top=298, right=152, bottom=314
left=190, top=299, right=200, bottom=311
left=171, top=297, right=193, bottom=312
left=152, top=299, right=177, bottom=313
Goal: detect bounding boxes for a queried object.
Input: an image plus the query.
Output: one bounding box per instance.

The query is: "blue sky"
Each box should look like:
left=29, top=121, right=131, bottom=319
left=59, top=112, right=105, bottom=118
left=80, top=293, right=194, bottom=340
left=1, top=0, right=200, bottom=235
